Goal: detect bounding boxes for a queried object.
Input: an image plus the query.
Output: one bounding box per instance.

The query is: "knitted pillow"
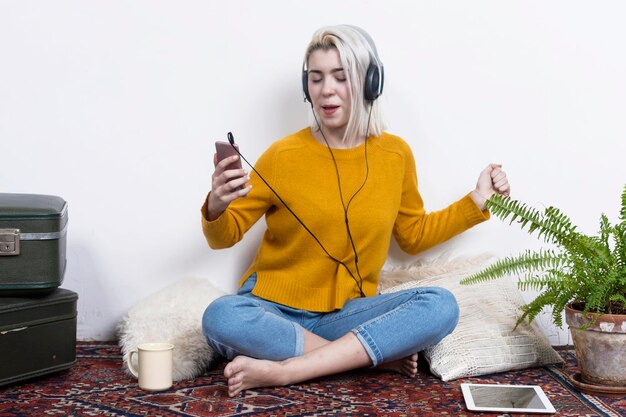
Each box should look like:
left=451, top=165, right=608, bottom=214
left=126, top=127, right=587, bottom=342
left=379, top=257, right=563, bottom=381
left=117, top=277, right=225, bottom=381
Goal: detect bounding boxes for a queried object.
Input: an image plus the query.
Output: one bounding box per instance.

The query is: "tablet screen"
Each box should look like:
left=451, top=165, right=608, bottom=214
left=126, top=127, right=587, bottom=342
left=461, top=383, right=556, bottom=413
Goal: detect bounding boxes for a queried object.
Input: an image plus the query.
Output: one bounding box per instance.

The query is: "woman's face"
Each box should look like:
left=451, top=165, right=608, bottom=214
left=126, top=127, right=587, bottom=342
left=306, top=47, right=351, bottom=136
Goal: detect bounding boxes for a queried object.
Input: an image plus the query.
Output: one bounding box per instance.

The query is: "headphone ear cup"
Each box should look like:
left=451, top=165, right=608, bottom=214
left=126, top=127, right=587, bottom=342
left=302, top=70, right=311, bottom=102
left=364, top=63, right=382, bottom=101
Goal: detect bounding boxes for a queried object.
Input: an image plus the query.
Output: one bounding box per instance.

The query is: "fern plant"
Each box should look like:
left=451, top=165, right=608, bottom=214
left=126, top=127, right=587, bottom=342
left=461, top=185, right=626, bottom=328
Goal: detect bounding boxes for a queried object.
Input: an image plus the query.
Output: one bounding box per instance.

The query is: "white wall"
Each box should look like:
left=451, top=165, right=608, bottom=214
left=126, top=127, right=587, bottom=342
left=1, top=1, right=624, bottom=344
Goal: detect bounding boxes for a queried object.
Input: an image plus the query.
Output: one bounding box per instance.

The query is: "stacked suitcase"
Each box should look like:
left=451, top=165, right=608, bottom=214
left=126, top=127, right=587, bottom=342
left=0, top=193, right=78, bottom=386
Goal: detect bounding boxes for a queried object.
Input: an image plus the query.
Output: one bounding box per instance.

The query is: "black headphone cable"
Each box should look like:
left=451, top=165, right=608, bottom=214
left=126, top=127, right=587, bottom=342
left=310, top=103, right=374, bottom=298
left=226, top=132, right=366, bottom=298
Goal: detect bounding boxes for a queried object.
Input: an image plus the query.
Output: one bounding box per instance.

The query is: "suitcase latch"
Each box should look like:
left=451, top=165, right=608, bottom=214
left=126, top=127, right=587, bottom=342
left=0, top=229, right=20, bottom=256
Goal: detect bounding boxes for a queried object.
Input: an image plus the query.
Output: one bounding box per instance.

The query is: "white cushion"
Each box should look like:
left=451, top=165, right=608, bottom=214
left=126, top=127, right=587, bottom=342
left=379, top=256, right=563, bottom=381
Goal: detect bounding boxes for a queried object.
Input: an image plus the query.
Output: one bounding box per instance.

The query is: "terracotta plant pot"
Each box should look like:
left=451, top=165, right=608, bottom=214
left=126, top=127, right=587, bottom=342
left=565, top=305, right=626, bottom=387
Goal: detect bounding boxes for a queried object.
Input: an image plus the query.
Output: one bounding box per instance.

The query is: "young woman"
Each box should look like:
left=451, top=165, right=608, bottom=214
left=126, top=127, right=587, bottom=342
left=201, top=25, right=510, bottom=397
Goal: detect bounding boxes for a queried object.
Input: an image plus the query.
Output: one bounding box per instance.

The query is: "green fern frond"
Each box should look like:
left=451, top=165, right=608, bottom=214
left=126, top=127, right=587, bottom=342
left=485, top=195, right=578, bottom=246
left=599, top=214, right=611, bottom=247
left=516, top=291, right=558, bottom=328
left=460, top=249, right=566, bottom=285
left=516, top=273, right=545, bottom=292
left=485, top=195, right=541, bottom=232
left=517, top=269, right=567, bottom=292
left=585, top=285, right=610, bottom=314
left=574, top=234, right=612, bottom=267
left=541, top=206, right=577, bottom=243
left=614, top=223, right=626, bottom=269
left=553, top=287, right=577, bottom=324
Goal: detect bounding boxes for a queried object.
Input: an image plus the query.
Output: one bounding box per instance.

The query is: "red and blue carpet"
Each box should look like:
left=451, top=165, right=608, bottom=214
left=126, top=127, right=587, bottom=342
left=0, top=342, right=624, bottom=416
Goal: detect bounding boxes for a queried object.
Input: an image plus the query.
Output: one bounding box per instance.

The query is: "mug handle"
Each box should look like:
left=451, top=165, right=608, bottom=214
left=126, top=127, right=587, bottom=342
left=127, top=350, right=139, bottom=378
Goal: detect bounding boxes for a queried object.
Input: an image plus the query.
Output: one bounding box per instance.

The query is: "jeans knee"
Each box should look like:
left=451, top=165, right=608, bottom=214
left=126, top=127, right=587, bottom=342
left=202, top=295, right=241, bottom=341
left=431, top=287, right=459, bottom=333
left=201, top=293, right=300, bottom=361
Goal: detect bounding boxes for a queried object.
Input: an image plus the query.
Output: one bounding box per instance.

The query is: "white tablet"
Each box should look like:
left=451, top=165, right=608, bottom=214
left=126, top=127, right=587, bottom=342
left=461, top=383, right=556, bottom=414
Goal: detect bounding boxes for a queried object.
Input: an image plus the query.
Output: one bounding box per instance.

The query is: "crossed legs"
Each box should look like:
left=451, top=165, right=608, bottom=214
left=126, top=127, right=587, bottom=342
left=202, top=279, right=458, bottom=397
left=224, top=332, right=369, bottom=396
left=224, top=328, right=419, bottom=397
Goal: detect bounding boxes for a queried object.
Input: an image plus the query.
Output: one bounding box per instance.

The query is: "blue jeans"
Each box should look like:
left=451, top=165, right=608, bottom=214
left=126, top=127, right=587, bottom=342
left=202, top=274, right=459, bottom=367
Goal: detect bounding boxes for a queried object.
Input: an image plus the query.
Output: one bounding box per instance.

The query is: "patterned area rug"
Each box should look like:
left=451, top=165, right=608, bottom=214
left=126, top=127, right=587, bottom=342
left=0, top=342, right=624, bottom=416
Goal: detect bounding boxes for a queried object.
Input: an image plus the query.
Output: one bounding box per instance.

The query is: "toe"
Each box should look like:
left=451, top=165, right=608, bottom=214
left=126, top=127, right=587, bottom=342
left=228, top=380, right=243, bottom=397
left=225, top=356, right=244, bottom=378
left=229, top=373, right=243, bottom=387
left=224, top=363, right=234, bottom=379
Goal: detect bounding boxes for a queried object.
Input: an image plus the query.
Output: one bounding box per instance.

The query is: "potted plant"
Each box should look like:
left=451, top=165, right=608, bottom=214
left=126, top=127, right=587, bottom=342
left=461, top=185, right=626, bottom=395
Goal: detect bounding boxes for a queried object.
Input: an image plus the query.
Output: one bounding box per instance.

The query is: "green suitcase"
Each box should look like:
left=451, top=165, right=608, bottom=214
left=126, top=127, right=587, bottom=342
left=0, top=288, right=78, bottom=386
left=0, top=193, right=68, bottom=293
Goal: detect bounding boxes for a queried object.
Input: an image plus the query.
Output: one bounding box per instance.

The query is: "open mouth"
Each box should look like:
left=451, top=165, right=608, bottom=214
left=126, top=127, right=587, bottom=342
left=321, top=105, right=339, bottom=115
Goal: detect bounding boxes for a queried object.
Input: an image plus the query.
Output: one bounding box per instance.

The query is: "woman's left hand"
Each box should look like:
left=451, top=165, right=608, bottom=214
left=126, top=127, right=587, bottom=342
left=471, top=163, right=511, bottom=210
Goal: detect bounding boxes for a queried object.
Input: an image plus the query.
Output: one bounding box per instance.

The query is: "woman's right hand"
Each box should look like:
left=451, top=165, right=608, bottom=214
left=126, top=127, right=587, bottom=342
left=207, top=154, right=251, bottom=220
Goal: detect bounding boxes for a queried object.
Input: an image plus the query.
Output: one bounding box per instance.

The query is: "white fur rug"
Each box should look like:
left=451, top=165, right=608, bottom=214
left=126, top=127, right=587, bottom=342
left=117, top=277, right=224, bottom=381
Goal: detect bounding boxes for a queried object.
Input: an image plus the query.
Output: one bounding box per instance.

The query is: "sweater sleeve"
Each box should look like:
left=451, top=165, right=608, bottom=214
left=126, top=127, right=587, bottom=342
left=392, top=144, right=489, bottom=255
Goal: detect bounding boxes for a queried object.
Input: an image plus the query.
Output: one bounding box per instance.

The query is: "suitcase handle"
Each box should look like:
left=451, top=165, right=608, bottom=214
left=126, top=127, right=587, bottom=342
left=1, top=326, right=28, bottom=335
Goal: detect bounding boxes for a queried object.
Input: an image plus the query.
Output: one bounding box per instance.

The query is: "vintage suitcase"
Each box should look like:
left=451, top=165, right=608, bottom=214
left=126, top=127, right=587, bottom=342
left=0, top=288, right=78, bottom=386
left=0, top=193, right=68, bottom=293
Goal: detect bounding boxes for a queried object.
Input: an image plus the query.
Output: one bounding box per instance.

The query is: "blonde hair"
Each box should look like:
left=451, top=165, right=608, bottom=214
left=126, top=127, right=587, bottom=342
left=303, top=25, right=385, bottom=144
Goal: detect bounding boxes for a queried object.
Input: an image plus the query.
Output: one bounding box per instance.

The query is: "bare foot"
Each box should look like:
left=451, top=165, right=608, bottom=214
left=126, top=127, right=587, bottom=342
left=222, top=333, right=373, bottom=397
left=375, top=353, right=419, bottom=378
left=223, top=356, right=288, bottom=397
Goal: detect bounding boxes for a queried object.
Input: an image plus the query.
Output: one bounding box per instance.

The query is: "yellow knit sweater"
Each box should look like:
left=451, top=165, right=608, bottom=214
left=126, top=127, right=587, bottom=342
left=202, top=128, right=489, bottom=312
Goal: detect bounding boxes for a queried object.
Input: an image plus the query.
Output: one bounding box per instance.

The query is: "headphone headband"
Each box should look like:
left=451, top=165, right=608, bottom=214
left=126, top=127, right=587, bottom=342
left=346, top=25, right=381, bottom=66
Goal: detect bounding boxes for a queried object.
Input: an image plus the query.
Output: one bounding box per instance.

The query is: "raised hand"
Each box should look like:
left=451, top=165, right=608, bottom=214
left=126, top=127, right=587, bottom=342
left=471, top=163, right=510, bottom=210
